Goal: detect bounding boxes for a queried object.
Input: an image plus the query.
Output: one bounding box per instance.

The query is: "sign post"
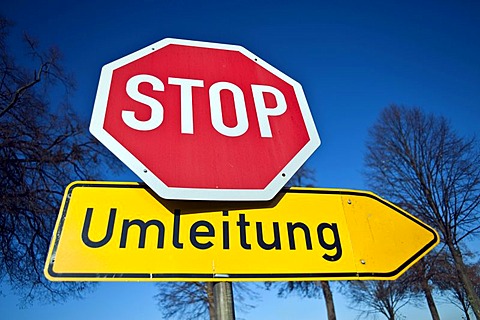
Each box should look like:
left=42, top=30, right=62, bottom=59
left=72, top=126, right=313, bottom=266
left=213, top=282, right=235, bottom=320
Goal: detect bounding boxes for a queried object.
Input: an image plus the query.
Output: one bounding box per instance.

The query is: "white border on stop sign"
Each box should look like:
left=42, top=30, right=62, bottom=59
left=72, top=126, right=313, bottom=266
left=90, top=38, right=320, bottom=201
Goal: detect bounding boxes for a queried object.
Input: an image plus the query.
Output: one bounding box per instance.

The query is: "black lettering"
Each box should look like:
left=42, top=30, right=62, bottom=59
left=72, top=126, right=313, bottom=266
left=236, top=213, right=251, bottom=249
left=222, top=210, right=229, bottom=249
left=81, top=208, right=116, bottom=248
left=120, top=219, right=165, bottom=248
left=190, top=220, right=214, bottom=249
left=287, top=222, right=312, bottom=250
left=256, top=222, right=281, bottom=250
left=173, top=209, right=184, bottom=249
left=317, top=223, right=342, bottom=261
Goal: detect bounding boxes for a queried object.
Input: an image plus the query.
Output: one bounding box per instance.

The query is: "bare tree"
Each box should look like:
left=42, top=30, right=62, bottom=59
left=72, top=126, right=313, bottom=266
left=0, top=17, right=119, bottom=305
left=154, top=282, right=216, bottom=320
left=395, top=247, right=446, bottom=320
left=154, top=282, right=258, bottom=320
left=433, top=249, right=480, bottom=320
left=268, top=280, right=337, bottom=320
left=286, top=165, right=316, bottom=188
left=344, top=279, right=420, bottom=320
left=364, top=105, right=480, bottom=318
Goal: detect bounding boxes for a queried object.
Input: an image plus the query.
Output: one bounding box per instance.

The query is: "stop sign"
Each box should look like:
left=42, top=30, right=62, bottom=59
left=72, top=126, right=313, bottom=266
left=90, top=38, right=320, bottom=201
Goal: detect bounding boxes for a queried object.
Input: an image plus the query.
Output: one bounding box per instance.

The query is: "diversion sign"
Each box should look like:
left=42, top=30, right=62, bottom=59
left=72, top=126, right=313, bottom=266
left=44, top=182, right=438, bottom=282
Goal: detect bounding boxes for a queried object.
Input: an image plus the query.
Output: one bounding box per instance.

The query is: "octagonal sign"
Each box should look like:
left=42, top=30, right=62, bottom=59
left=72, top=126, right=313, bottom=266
left=90, top=38, right=320, bottom=201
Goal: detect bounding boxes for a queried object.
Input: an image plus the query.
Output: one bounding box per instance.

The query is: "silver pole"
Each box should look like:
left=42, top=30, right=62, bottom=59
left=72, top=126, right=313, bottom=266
left=213, top=282, right=235, bottom=320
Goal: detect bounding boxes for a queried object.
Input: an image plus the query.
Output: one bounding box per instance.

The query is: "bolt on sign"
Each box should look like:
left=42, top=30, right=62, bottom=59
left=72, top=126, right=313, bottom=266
left=44, top=182, right=439, bottom=282
left=90, top=38, right=320, bottom=201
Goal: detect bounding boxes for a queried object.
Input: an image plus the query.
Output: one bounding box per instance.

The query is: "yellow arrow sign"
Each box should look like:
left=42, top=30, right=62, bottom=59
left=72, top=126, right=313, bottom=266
left=44, top=181, right=439, bottom=281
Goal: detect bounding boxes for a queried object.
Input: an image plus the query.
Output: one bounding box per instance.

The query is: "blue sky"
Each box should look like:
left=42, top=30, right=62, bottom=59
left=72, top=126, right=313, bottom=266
left=2, top=0, right=480, bottom=319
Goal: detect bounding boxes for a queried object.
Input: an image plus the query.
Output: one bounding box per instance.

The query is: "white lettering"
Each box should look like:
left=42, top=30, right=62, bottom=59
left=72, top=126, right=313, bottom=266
left=168, top=77, right=204, bottom=134
left=121, top=75, right=288, bottom=137
left=209, top=82, right=249, bottom=137
left=122, top=74, right=164, bottom=131
left=252, top=84, right=287, bottom=138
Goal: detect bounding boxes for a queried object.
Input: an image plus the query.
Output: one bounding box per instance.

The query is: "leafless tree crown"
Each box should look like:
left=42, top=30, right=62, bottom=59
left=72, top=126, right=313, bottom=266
left=0, top=16, right=119, bottom=305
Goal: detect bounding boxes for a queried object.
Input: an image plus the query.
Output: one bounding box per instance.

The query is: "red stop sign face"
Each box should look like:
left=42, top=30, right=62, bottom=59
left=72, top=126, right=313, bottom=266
left=90, top=38, right=320, bottom=200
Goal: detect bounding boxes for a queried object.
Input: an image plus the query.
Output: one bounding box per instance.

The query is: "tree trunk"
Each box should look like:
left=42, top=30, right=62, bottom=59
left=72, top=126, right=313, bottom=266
left=207, top=282, right=216, bottom=320
left=387, top=306, right=396, bottom=320
left=447, top=241, right=480, bottom=319
left=463, top=304, right=472, bottom=320
left=422, top=282, right=440, bottom=320
left=455, top=288, right=472, bottom=320
left=319, top=281, right=336, bottom=320
left=418, top=260, right=440, bottom=320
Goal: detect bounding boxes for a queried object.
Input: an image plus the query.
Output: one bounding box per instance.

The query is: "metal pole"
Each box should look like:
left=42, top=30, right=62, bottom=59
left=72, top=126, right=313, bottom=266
left=213, top=281, right=235, bottom=320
